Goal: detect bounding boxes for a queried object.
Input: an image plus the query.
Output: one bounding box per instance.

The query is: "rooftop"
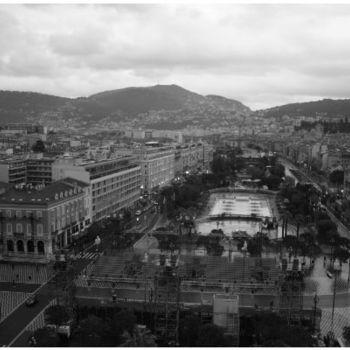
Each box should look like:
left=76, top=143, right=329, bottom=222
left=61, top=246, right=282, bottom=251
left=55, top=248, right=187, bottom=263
left=0, top=178, right=87, bottom=206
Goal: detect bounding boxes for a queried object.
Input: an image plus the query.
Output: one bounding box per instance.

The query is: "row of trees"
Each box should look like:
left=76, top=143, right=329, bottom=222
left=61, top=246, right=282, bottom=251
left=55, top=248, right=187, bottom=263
left=30, top=308, right=156, bottom=347
left=32, top=305, right=238, bottom=347
left=240, top=312, right=316, bottom=346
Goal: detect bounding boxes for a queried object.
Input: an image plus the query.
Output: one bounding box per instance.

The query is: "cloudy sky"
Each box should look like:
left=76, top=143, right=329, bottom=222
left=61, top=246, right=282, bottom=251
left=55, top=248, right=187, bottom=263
left=1, top=3, right=350, bottom=109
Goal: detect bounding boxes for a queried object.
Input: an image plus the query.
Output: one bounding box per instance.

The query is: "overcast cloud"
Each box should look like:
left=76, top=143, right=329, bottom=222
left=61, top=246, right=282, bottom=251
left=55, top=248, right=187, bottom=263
left=1, top=4, right=350, bottom=109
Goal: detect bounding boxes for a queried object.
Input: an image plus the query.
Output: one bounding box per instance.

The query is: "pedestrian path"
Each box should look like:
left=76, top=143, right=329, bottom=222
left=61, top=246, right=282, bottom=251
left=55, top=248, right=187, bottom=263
left=0, top=264, right=53, bottom=285
left=320, top=307, right=350, bottom=340
left=0, top=291, right=30, bottom=322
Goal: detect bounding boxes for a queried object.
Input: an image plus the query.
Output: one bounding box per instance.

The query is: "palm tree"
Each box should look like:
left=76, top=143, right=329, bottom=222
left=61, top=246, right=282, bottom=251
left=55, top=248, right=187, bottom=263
left=120, top=326, right=157, bottom=347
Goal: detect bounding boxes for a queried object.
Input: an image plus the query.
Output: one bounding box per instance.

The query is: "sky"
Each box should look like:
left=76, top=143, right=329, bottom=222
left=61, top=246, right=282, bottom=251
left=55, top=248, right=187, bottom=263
left=1, top=3, right=350, bottom=110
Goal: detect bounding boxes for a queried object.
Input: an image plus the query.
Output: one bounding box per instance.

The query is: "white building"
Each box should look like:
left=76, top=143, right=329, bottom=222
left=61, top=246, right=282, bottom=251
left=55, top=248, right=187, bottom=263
left=52, top=155, right=141, bottom=222
left=133, top=142, right=175, bottom=192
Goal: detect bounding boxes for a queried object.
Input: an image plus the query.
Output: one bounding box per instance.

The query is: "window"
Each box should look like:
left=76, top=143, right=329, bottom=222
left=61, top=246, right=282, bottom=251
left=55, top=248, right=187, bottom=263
left=7, top=240, right=14, bottom=252
left=16, top=224, right=23, bottom=233
left=6, top=210, right=11, bottom=218
left=16, top=210, right=22, bottom=219
left=37, top=224, right=43, bottom=236
left=7, top=224, right=12, bottom=234
left=37, top=211, right=42, bottom=219
left=27, top=224, right=32, bottom=235
left=26, top=210, right=32, bottom=218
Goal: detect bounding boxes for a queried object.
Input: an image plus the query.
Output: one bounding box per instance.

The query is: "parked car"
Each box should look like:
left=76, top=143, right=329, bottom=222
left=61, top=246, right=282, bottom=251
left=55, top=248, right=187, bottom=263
left=25, top=294, right=38, bottom=307
left=135, top=210, right=142, bottom=216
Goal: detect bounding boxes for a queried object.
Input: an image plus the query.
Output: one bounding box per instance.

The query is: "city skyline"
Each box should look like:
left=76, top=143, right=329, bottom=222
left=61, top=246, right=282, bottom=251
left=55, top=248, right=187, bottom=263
left=1, top=3, right=350, bottom=109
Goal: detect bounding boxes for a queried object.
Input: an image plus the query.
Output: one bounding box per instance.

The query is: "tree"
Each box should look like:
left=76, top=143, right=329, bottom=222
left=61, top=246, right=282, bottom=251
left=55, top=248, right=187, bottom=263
left=250, top=312, right=315, bottom=347
left=32, top=140, right=46, bottom=153
left=247, top=166, right=265, bottom=180
left=196, top=324, right=229, bottom=347
left=316, top=220, right=338, bottom=243
left=333, top=247, right=350, bottom=263
left=72, top=315, right=112, bottom=347
left=29, top=327, right=61, bottom=347
left=343, top=326, right=350, bottom=343
left=179, top=315, right=201, bottom=346
left=330, top=170, right=344, bottom=185
left=120, top=326, right=157, bottom=347
left=111, top=309, right=137, bottom=339
left=45, top=305, right=70, bottom=326
left=247, top=238, right=262, bottom=256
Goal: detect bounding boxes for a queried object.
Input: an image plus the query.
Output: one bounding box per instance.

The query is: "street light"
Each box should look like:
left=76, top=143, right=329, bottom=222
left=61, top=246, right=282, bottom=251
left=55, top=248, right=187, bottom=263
left=330, top=264, right=340, bottom=335
left=313, top=292, right=319, bottom=333
left=330, top=237, right=336, bottom=271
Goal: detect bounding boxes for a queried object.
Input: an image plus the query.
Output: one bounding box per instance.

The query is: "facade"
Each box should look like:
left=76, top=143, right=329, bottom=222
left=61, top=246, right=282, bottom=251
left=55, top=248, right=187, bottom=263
left=0, top=179, right=89, bottom=262
left=0, top=158, right=27, bottom=185
left=53, top=156, right=141, bottom=222
left=0, top=154, right=56, bottom=186
left=0, top=123, right=45, bottom=135
left=174, top=142, right=214, bottom=175
left=133, top=143, right=175, bottom=192
left=26, top=155, right=55, bottom=185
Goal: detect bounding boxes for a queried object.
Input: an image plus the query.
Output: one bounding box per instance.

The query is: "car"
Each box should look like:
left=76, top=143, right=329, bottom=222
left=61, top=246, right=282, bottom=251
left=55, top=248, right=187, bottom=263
left=135, top=210, right=142, bottom=216
left=25, top=294, right=38, bottom=307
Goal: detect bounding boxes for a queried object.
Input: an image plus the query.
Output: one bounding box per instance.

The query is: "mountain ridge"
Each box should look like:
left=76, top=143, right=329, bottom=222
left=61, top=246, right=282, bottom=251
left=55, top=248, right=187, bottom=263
left=0, top=85, right=251, bottom=128
left=259, top=98, right=350, bottom=119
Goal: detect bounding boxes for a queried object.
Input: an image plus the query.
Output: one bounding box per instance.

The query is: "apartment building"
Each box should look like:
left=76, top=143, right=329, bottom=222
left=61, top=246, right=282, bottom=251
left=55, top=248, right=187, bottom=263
left=26, top=155, right=55, bottom=185
left=174, top=142, right=214, bottom=175
left=133, top=142, right=175, bottom=192
left=0, top=179, right=89, bottom=262
left=52, top=156, right=141, bottom=222
left=0, top=157, right=27, bottom=185
left=0, top=154, right=56, bottom=186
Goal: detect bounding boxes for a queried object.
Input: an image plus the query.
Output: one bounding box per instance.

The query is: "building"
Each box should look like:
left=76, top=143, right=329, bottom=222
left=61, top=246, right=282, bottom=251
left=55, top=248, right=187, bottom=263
left=26, top=154, right=56, bottom=185
left=0, top=123, right=46, bottom=135
left=0, top=157, right=27, bottom=185
left=52, top=155, right=141, bottom=222
left=174, top=142, right=214, bottom=176
left=0, top=179, right=89, bottom=262
left=213, top=294, right=240, bottom=345
left=133, top=142, right=175, bottom=192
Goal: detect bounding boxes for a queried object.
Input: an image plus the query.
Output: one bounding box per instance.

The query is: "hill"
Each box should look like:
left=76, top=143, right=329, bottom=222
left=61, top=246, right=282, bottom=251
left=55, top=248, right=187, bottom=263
left=0, top=85, right=251, bottom=129
left=260, top=98, right=350, bottom=119
left=0, top=91, right=70, bottom=123
left=89, top=84, right=206, bottom=116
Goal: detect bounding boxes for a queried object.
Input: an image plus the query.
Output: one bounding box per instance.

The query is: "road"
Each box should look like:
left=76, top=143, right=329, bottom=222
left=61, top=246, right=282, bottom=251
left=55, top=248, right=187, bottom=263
left=0, top=205, right=162, bottom=347
left=279, top=156, right=350, bottom=240
left=0, top=250, right=97, bottom=346
left=75, top=284, right=350, bottom=310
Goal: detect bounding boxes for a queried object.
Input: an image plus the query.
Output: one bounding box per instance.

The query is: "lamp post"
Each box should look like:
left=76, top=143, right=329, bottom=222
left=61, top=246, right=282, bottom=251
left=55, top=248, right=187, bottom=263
left=313, top=292, right=319, bottom=333
left=330, top=237, right=335, bottom=271
left=331, top=267, right=339, bottom=335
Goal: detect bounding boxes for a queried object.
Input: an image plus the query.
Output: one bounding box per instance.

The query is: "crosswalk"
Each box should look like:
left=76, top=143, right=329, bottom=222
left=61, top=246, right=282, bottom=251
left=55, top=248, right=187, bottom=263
left=0, top=291, right=30, bottom=322
left=78, top=252, right=102, bottom=260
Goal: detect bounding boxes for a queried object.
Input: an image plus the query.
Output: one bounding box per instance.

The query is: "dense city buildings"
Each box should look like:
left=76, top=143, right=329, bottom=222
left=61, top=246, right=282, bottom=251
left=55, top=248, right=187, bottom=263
left=52, top=155, right=141, bottom=222
left=0, top=179, right=89, bottom=262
